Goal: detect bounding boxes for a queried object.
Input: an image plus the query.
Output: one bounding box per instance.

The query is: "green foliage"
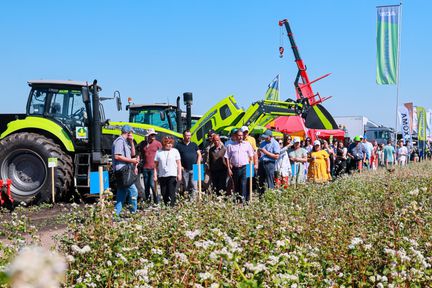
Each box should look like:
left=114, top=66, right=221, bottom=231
left=3, top=162, right=432, bottom=287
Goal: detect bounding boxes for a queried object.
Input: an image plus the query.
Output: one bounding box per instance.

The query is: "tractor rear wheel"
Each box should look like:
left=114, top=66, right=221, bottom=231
left=0, top=132, right=73, bottom=204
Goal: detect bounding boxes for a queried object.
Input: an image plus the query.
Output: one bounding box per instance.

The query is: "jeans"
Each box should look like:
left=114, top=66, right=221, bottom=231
left=210, top=169, right=227, bottom=196
left=258, top=161, right=275, bottom=195
left=232, top=166, right=247, bottom=202
left=143, top=168, right=159, bottom=204
left=159, top=176, right=177, bottom=206
left=115, top=184, right=138, bottom=216
left=182, top=169, right=197, bottom=200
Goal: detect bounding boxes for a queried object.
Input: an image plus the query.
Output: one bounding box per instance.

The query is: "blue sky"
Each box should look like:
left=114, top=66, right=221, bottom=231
left=1, top=1, right=430, bottom=128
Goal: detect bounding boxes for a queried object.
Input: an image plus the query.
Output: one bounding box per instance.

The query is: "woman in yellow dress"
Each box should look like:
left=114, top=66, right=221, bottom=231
left=307, top=140, right=331, bottom=183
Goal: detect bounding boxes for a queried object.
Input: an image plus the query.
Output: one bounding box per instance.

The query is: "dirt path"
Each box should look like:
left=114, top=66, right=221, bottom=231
left=0, top=203, right=82, bottom=250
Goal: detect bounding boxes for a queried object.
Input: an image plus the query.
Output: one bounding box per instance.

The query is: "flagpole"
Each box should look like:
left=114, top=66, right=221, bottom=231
left=394, top=2, right=402, bottom=145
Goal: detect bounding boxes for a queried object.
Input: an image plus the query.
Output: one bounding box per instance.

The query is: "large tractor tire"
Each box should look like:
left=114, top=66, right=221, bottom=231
left=0, top=132, right=73, bottom=204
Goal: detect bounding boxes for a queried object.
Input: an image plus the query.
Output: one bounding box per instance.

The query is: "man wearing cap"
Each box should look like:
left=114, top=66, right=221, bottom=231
left=139, top=128, right=162, bottom=205
left=288, top=137, right=308, bottom=185
left=347, top=136, right=367, bottom=173
left=224, top=129, right=254, bottom=202
left=112, top=125, right=140, bottom=216
left=258, top=130, right=280, bottom=195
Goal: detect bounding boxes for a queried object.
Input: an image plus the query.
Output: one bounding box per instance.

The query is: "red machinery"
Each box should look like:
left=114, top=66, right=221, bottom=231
left=278, top=19, right=338, bottom=131
left=0, top=179, right=13, bottom=206
left=279, top=19, right=332, bottom=106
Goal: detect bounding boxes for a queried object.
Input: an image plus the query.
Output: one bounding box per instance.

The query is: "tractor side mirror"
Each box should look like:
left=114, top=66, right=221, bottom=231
left=82, top=87, right=90, bottom=103
left=160, top=111, right=166, bottom=122
left=115, top=91, right=122, bottom=111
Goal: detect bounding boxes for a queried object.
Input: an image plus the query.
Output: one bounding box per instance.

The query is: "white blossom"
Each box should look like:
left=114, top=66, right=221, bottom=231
left=185, top=229, right=201, bottom=240
left=7, top=246, right=66, bottom=288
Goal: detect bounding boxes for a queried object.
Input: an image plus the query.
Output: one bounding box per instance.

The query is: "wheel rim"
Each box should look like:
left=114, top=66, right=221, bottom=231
left=1, top=149, right=47, bottom=197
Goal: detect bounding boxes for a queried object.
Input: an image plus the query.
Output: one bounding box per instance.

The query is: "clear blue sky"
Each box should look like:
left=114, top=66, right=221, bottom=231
left=1, top=1, right=430, bottom=128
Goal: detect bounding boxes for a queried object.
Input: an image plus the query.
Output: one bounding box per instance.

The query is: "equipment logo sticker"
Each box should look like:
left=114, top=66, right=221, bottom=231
left=76, top=127, right=88, bottom=139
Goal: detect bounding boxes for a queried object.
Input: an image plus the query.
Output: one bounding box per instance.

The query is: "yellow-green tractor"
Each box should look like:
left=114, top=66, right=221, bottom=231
left=0, top=80, right=124, bottom=204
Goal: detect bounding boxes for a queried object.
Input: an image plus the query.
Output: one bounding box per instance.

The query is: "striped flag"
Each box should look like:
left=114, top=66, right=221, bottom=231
left=264, top=75, right=280, bottom=100
left=376, top=5, right=400, bottom=85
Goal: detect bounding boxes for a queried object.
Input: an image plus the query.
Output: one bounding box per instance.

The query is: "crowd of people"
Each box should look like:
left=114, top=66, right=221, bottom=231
left=111, top=124, right=422, bottom=215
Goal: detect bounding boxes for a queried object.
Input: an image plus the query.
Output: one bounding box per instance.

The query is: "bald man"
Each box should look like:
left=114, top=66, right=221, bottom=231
left=207, top=134, right=227, bottom=195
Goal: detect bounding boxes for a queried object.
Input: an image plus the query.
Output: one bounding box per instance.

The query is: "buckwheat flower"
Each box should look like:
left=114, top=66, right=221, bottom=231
left=267, top=255, right=280, bottom=266
left=185, top=229, right=201, bottom=240
left=274, top=273, right=298, bottom=281
left=275, top=240, right=286, bottom=247
left=384, top=248, right=396, bottom=256
left=116, top=253, right=128, bottom=263
left=195, top=284, right=204, bottom=288
left=348, top=237, right=363, bottom=249
left=81, top=245, right=91, bottom=254
left=151, top=248, right=163, bottom=255
left=106, top=260, right=112, bottom=266
left=135, top=269, right=150, bottom=282
left=209, top=251, right=219, bottom=261
left=66, top=255, right=75, bottom=263
left=244, top=262, right=267, bottom=273
left=256, top=225, right=263, bottom=230
left=194, top=240, right=216, bottom=249
left=377, top=283, right=384, bottom=288
left=174, top=252, right=188, bottom=264
left=210, top=283, right=219, bottom=288
left=198, top=272, right=214, bottom=281
left=7, top=246, right=66, bottom=288
left=408, top=188, right=419, bottom=196
left=364, top=243, right=372, bottom=250
left=163, top=258, right=169, bottom=265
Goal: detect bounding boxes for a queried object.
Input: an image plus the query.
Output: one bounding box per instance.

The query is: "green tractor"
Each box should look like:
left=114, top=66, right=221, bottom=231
left=0, top=80, right=122, bottom=204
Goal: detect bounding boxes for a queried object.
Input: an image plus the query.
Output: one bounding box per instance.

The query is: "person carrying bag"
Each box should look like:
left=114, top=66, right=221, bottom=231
left=112, top=125, right=139, bottom=216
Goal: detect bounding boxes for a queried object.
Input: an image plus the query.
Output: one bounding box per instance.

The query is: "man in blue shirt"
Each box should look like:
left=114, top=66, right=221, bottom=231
left=258, top=130, right=280, bottom=196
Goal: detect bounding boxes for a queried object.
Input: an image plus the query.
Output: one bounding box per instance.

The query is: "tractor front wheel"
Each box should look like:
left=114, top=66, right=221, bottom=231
left=0, top=132, right=73, bottom=204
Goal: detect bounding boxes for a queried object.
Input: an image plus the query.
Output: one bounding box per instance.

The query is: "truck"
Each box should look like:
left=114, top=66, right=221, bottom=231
left=0, top=80, right=125, bottom=204
left=334, top=116, right=395, bottom=144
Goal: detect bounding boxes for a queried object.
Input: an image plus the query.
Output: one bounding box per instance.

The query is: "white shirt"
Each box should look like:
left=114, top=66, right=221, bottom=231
left=397, top=146, right=408, bottom=162
left=154, top=148, right=181, bottom=177
left=276, top=147, right=292, bottom=177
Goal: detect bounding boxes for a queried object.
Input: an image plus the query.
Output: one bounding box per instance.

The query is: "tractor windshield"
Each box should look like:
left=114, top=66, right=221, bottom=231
left=28, top=87, right=87, bottom=130
left=130, top=108, right=176, bottom=131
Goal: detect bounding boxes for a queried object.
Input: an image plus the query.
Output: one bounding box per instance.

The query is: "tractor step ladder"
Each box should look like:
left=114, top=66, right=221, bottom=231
left=74, top=153, right=91, bottom=188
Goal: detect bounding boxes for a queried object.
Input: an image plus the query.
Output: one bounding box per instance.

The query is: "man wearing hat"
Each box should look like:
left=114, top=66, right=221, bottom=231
left=112, top=125, right=140, bottom=216
left=258, top=129, right=280, bottom=195
left=139, top=128, right=162, bottom=205
left=347, top=136, right=366, bottom=173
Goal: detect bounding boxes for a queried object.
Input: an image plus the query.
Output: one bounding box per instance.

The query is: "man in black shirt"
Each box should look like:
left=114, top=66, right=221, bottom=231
left=207, top=134, right=227, bottom=195
left=176, top=129, right=202, bottom=200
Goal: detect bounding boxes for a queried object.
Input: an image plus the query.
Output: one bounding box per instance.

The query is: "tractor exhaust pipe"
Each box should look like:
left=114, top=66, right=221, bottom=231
left=183, top=92, right=193, bottom=130
left=176, top=96, right=183, bottom=133
left=91, top=80, right=102, bottom=163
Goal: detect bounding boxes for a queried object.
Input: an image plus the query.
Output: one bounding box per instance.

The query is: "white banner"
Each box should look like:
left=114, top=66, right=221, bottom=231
left=398, top=105, right=412, bottom=144
left=427, top=109, right=432, bottom=137
left=412, top=107, right=418, bottom=133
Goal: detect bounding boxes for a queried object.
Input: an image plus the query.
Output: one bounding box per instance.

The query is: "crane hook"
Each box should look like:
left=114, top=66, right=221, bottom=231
left=279, top=46, right=284, bottom=58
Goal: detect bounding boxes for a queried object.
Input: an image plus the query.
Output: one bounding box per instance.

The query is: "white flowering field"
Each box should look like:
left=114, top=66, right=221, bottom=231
left=2, top=162, right=432, bottom=287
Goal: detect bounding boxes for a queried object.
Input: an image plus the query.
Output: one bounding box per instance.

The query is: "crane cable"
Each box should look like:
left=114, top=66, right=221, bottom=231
left=279, top=25, right=285, bottom=58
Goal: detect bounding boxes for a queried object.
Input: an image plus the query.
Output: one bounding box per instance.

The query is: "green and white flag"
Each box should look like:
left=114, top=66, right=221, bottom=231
left=264, top=74, right=280, bottom=100
left=417, top=106, right=427, bottom=141
left=376, top=5, right=400, bottom=85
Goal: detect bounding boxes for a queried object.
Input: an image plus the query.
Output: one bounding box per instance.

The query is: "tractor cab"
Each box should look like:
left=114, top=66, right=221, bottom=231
left=128, top=104, right=178, bottom=132
left=27, top=81, right=93, bottom=144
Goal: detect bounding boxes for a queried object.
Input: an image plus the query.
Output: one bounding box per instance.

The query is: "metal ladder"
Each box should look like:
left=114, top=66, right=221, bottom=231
left=74, top=153, right=91, bottom=188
